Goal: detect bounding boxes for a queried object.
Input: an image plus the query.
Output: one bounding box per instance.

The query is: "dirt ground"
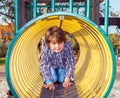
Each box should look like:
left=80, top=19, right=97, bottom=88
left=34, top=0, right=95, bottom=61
left=0, top=61, right=120, bottom=98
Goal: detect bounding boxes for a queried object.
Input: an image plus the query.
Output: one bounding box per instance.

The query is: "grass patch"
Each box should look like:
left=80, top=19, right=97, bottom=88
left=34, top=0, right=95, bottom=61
left=0, top=57, right=5, bottom=65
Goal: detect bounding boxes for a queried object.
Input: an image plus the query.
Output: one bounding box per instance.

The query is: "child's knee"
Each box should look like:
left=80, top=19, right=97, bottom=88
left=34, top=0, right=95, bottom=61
left=58, top=77, right=64, bottom=83
left=53, top=77, right=58, bottom=82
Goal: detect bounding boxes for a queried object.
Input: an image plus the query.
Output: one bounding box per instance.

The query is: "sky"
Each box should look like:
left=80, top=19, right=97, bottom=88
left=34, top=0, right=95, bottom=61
left=110, top=0, right=120, bottom=12
left=108, top=0, right=120, bottom=34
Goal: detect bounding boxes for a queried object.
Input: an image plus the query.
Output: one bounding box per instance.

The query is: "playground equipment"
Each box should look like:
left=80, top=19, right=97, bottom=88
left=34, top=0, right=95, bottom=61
left=5, top=0, right=116, bottom=98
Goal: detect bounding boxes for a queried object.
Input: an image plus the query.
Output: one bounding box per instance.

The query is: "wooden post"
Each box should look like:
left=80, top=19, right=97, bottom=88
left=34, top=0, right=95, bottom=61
left=18, top=0, right=31, bottom=29
left=91, top=0, right=99, bottom=25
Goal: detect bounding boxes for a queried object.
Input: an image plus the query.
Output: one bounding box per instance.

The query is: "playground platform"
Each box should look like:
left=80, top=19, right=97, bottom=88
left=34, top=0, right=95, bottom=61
left=0, top=61, right=120, bottom=98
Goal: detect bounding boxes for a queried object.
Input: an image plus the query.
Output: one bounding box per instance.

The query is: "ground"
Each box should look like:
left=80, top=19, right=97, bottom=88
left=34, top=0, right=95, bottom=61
left=0, top=61, right=120, bottom=98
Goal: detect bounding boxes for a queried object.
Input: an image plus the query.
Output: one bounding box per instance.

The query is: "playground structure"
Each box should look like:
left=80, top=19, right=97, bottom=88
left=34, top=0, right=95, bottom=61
left=5, top=0, right=116, bottom=98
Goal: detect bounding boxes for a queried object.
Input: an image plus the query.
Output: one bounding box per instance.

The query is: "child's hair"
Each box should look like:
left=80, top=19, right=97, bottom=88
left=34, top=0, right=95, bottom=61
left=45, top=26, right=66, bottom=46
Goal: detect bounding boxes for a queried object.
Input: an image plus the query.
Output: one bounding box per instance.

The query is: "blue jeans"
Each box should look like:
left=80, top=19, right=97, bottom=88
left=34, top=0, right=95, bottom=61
left=45, top=68, right=66, bottom=84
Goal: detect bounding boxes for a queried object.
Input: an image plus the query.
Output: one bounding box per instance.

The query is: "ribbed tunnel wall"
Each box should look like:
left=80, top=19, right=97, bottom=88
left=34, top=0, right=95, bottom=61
left=6, top=12, right=116, bottom=98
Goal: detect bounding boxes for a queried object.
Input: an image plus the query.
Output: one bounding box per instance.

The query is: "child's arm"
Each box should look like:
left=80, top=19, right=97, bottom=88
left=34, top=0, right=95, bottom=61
left=65, top=42, right=75, bottom=80
left=63, top=42, right=75, bottom=88
left=40, top=45, right=53, bottom=84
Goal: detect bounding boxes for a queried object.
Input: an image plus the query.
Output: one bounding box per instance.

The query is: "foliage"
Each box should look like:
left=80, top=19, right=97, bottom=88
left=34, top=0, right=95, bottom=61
left=0, top=23, right=14, bottom=40
left=0, top=39, right=10, bottom=57
left=65, top=32, right=79, bottom=56
left=0, top=57, right=5, bottom=65
left=109, top=33, right=120, bottom=54
left=0, top=0, right=14, bottom=58
left=0, top=0, right=14, bottom=23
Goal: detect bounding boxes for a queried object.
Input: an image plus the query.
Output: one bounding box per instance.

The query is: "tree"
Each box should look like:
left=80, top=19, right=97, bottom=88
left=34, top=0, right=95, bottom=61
left=0, top=0, right=14, bottom=57
left=0, top=0, right=14, bottom=24
left=109, top=34, right=120, bottom=54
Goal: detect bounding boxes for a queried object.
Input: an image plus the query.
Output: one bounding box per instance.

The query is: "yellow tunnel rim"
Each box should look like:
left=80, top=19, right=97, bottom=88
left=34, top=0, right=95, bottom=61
left=5, top=12, right=116, bottom=98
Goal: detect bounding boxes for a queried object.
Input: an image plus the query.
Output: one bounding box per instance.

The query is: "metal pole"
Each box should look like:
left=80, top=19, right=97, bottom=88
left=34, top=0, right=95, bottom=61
left=69, top=0, right=73, bottom=13
left=86, top=0, right=91, bottom=19
left=51, top=0, right=56, bottom=12
left=33, top=0, right=37, bottom=18
left=104, top=0, right=109, bottom=36
left=14, top=0, right=19, bottom=34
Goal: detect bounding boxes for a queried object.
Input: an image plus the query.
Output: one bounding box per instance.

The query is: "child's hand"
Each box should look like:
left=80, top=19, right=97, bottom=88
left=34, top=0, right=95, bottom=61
left=43, top=82, right=55, bottom=90
left=62, top=77, right=73, bottom=88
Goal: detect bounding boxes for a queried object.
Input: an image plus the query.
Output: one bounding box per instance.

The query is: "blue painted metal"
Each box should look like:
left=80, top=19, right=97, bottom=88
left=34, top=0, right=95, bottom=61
left=104, top=0, right=109, bottom=36
left=7, top=0, right=113, bottom=97
left=6, top=12, right=116, bottom=97
left=14, top=0, right=19, bottom=34
left=86, top=0, right=91, bottom=18
left=33, top=0, right=37, bottom=18
left=69, top=0, right=73, bottom=13
left=51, top=0, right=56, bottom=12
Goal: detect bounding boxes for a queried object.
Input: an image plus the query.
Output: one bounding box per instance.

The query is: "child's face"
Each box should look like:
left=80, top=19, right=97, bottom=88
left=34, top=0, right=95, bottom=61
left=49, top=42, right=64, bottom=53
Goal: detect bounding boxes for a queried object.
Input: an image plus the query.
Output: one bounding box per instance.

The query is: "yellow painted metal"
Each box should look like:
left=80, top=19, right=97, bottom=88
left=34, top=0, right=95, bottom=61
left=9, top=15, right=113, bottom=97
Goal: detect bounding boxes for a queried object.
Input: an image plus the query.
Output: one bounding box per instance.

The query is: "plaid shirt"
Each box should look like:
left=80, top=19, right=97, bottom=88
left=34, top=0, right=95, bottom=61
left=40, top=41, right=75, bottom=81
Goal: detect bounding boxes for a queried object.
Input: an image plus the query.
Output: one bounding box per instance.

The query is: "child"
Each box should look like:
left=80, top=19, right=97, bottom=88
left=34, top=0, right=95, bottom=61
left=40, top=26, right=75, bottom=90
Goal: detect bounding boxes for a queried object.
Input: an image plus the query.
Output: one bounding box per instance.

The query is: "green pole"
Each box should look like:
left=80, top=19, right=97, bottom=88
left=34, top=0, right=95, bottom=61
left=69, top=0, right=73, bottom=13
left=14, top=0, right=19, bottom=34
left=86, top=0, right=91, bottom=19
left=52, top=0, right=56, bottom=12
left=104, top=0, right=109, bottom=36
left=33, top=0, right=37, bottom=18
